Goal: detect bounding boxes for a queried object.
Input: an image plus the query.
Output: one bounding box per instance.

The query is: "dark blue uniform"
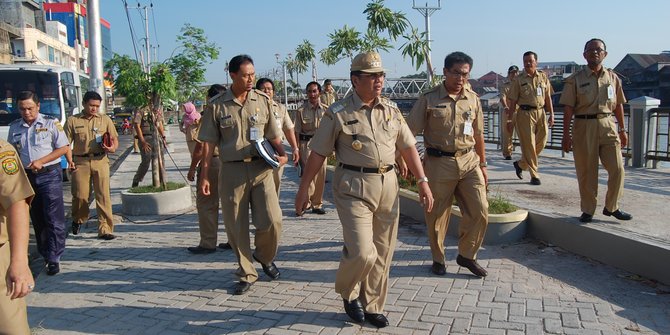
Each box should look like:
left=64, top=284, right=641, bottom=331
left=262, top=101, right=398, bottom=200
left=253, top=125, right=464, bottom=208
left=7, top=114, right=69, bottom=266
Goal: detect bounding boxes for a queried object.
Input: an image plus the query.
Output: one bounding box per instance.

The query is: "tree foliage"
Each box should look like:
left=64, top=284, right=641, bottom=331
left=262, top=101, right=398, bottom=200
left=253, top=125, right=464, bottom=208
left=167, top=24, right=219, bottom=102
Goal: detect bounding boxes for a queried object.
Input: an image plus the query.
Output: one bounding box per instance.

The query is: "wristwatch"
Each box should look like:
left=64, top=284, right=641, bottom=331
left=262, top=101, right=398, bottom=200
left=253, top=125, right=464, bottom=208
left=417, top=176, right=429, bottom=184
left=479, top=161, right=488, bottom=168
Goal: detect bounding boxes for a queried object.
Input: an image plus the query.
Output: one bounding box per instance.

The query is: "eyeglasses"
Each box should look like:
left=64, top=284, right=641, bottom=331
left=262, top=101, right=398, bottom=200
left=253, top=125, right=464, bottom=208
left=447, top=70, right=470, bottom=79
left=357, top=73, right=386, bottom=80
left=585, top=48, right=606, bottom=54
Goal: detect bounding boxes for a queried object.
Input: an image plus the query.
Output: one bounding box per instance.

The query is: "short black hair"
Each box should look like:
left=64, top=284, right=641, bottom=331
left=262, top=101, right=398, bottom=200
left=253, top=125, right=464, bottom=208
left=444, top=52, right=473, bottom=71
left=306, top=81, right=321, bottom=92
left=256, top=78, right=274, bottom=91
left=17, top=91, right=39, bottom=104
left=523, top=51, right=538, bottom=61
left=228, top=54, right=254, bottom=74
left=207, top=84, right=226, bottom=99
left=83, top=91, right=103, bottom=103
left=584, top=38, right=607, bottom=51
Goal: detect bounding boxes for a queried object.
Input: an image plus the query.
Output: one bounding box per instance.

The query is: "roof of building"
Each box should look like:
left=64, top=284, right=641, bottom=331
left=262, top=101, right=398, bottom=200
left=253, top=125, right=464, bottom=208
left=538, top=61, right=578, bottom=68
left=480, top=92, right=500, bottom=100
left=624, top=54, right=670, bottom=69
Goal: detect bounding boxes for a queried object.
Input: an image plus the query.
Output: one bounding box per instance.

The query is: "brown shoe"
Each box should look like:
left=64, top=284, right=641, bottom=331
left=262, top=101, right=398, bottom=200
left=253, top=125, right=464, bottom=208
left=456, top=255, right=487, bottom=277
left=98, top=234, right=116, bottom=240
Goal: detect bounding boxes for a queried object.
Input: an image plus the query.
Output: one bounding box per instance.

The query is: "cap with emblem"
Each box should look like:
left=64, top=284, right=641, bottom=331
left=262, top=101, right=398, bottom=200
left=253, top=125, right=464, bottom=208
left=351, top=51, right=386, bottom=73
left=508, top=65, right=519, bottom=73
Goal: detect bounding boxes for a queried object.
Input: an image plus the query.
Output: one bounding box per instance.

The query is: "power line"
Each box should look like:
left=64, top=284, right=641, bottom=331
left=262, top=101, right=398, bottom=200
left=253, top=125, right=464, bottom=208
left=150, top=1, right=160, bottom=61
left=122, top=0, right=140, bottom=63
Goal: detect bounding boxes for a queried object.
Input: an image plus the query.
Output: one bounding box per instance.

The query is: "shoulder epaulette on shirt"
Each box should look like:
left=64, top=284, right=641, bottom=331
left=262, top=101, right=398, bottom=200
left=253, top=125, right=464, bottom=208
left=381, top=97, right=397, bottom=110
left=330, top=101, right=345, bottom=114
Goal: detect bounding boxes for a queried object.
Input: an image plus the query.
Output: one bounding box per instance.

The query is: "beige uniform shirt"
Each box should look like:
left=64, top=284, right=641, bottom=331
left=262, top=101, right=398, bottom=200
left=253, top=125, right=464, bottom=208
left=272, top=101, right=294, bottom=140
left=559, top=67, right=626, bottom=115
left=295, top=101, right=328, bottom=136
left=407, top=83, right=484, bottom=152
left=320, top=91, right=337, bottom=107
left=193, top=109, right=219, bottom=156
left=197, top=89, right=282, bottom=162
left=132, top=108, right=164, bottom=136
left=508, top=70, right=553, bottom=108
left=500, top=81, right=512, bottom=106
left=64, top=113, right=118, bottom=155
left=309, top=93, right=415, bottom=167
left=0, top=140, right=34, bottom=245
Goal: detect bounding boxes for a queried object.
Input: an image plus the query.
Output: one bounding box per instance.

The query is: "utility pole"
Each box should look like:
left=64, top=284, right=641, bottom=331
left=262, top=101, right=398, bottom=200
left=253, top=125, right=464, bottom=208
left=86, top=0, right=105, bottom=109
left=126, top=3, right=151, bottom=74
left=276, top=53, right=290, bottom=105
left=413, top=0, right=441, bottom=84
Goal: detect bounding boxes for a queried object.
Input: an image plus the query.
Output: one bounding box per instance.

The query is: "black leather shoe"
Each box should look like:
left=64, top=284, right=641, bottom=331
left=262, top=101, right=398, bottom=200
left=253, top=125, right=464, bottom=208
left=46, top=262, right=60, bottom=276
left=234, top=281, right=253, bottom=295
left=218, top=242, right=232, bottom=250
left=579, top=213, right=593, bottom=223
left=71, top=222, right=80, bottom=235
left=98, top=233, right=116, bottom=240
left=513, top=161, right=523, bottom=179
left=187, top=246, right=216, bottom=254
left=602, top=208, right=632, bottom=220
left=530, top=177, right=541, bottom=185
left=456, top=255, right=488, bottom=277
left=253, top=254, right=280, bottom=280
left=312, top=207, right=327, bottom=215
left=343, top=298, right=365, bottom=323
left=364, top=313, right=389, bottom=328
left=504, top=155, right=512, bottom=160
left=431, top=261, right=446, bottom=276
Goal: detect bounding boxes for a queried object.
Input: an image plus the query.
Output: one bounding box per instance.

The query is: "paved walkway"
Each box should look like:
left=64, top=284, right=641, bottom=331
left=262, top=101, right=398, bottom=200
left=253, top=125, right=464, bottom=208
left=27, top=127, right=670, bottom=334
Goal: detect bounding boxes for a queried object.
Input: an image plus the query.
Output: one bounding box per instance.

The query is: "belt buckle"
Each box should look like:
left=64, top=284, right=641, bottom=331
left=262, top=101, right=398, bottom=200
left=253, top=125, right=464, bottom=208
left=378, top=165, right=390, bottom=173
left=243, top=157, right=252, bottom=163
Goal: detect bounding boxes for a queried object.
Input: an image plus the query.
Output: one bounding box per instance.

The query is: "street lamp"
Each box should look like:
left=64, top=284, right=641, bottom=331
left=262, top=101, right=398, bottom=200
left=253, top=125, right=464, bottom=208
left=225, top=61, right=229, bottom=87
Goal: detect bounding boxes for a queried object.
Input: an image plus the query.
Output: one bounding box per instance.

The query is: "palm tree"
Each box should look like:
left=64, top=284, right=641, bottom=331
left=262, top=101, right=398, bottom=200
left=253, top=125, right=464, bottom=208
left=322, top=25, right=361, bottom=64
left=364, top=0, right=409, bottom=42
left=399, top=27, right=435, bottom=81
left=294, top=40, right=317, bottom=81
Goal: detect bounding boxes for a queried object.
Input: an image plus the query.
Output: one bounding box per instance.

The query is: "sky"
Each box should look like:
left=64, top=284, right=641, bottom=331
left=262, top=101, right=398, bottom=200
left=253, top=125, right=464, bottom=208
left=99, top=0, right=669, bottom=85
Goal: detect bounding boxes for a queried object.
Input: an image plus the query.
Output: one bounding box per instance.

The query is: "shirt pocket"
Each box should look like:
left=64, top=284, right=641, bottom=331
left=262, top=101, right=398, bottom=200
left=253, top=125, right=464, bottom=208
left=219, top=115, right=235, bottom=129
left=74, top=127, right=88, bottom=142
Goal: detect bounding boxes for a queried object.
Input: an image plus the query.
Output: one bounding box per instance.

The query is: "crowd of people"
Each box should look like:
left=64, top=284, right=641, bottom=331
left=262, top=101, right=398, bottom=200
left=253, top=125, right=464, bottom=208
left=0, top=37, right=633, bottom=332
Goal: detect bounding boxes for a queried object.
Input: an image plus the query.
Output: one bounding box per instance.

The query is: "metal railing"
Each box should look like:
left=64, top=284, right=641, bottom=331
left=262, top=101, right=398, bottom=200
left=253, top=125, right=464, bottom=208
left=646, top=107, right=670, bottom=164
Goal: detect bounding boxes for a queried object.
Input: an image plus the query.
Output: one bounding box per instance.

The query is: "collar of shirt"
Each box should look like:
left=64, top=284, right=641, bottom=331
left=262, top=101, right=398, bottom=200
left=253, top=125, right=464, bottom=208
left=522, top=70, right=539, bottom=78
left=587, top=67, right=605, bottom=78
left=350, top=91, right=381, bottom=112
left=21, top=113, right=46, bottom=128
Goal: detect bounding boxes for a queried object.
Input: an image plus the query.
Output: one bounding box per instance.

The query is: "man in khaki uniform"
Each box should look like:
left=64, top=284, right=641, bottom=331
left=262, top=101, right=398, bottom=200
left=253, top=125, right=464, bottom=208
left=198, top=55, right=288, bottom=295
left=295, top=51, right=433, bottom=328
left=131, top=106, right=165, bottom=187
left=500, top=65, right=519, bottom=160
left=187, top=84, right=230, bottom=253
left=508, top=51, right=555, bottom=185
left=64, top=91, right=119, bottom=240
left=320, top=79, right=337, bottom=107
left=295, top=81, right=328, bottom=214
left=256, top=78, right=300, bottom=195
left=408, top=51, right=490, bottom=278
left=559, top=38, right=632, bottom=223
left=0, top=140, right=35, bottom=335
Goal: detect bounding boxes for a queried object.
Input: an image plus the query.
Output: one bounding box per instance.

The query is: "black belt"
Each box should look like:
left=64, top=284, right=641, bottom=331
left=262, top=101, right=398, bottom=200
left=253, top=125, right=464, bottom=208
left=299, top=134, right=313, bottom=141
left=519, top=105, right=543, bottom=111
left=25, top=164, right=60, bottom=174
left=426, top=147, right=472, bottom=158
left=339, top=163, right=394, bottom=174
left=74, top=152, right=105, bottom=158
left=574, top=114, right=611, bottom=119
left=228, top=156, right=260, bottom=163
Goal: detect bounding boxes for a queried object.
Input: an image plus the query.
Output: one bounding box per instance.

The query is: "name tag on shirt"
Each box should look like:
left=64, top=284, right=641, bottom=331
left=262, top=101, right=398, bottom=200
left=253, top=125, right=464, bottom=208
left=464, top=121, right=474, bottom=136
left=536, top=86, right=543, bottom=96
left=607, top=85, right=614, bottom=100
left=95, top=133, right=103, bottom=143
left=250, top=127, right=259, bottom=141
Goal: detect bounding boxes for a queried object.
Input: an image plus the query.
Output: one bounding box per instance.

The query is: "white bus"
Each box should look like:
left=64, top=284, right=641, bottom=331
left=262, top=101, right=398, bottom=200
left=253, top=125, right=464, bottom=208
left=0, top=64, right=89, bottom=169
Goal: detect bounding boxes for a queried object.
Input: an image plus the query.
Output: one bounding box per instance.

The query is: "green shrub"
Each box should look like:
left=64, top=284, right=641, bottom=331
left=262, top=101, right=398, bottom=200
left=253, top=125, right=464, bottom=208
left=128, top=181, right=186, bottom=194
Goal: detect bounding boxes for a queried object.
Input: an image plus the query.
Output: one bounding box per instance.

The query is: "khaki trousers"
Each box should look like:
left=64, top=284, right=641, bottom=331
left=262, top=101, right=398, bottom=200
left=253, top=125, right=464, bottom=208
left=299, top=140, right=325, bottom=209
left=132, top=138, right=153, bottom=185
left=572, top=117, right=624, bottom=215
left=186, top=140, right=197, bottom=156
left=0, top=243, right=30, bottom=335
left=219, top=159, right=282, bottom=283
left=502, top=111, right=516, bottom=157
left=196, top=158, right=221, bottom=249
left=333, top=168, right=398, bottom=314
left=515, top=108, right=547, bottom=178
left=272, top=165, right=285, bottom=197
left=424, top=151, right=488, bottom=263
left=71, top=155, right=114, bottom=236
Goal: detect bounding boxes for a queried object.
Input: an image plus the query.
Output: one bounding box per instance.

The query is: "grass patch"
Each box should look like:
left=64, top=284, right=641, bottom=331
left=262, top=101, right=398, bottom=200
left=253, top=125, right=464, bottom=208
left=128, top=181, right=187, bottom=194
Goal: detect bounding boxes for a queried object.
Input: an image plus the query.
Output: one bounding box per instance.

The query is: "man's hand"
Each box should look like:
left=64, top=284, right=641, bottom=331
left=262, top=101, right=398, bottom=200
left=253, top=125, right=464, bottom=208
left=26, top=160, right=43, bottom=172
left=187, top=167, right=196, bottom=182
left=68, top=160, right=77, bottom=172
left=101, top=142, right=115, bottom=153
left=395, top=155, right=408, bottom=179
left=200, top=178, right=210, bottom=196
left=619, top=131, right=628, bottom=148
left=6, top=258, right=34, bottom=300
left=480, top=166, right=489, bottom=186
left=294, top=186, right=310, bottom=217
left=417, top=182, right=434, bottom=213
left=548, top=114, right=555, bottom=128
left=562, top=134, right=572, bottom=153
left=141, top=141, right=151, bottom=153
left=291, top=148, right=300, bottom=166
left=275, top=154, right=288, bottom=167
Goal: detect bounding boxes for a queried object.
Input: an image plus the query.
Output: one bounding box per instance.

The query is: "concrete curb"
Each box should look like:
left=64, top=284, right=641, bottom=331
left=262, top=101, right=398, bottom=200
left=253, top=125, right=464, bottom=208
left=121, top=185, right=193, bottom=216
